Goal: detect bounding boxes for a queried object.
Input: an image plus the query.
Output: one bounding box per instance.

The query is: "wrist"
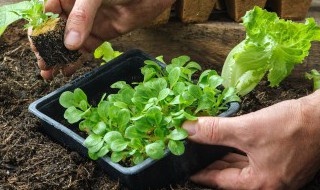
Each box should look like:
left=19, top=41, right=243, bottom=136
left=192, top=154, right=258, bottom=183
left=298, top=90, right=320, bottom=128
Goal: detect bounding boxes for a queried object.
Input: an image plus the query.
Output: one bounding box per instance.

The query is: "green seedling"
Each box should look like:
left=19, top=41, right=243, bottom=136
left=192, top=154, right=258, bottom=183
left=306, top=69, right=320, bottom=91
left=0, top=0, right=58, bottom=35
left=59, top=56, right=240, bottom=166
left=94, top=42, right=122, bottom=65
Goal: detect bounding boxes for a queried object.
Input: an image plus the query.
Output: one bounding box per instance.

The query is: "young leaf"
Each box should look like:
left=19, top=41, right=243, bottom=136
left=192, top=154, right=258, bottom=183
left=145, top=141, right=165, bottom=160
left=93, top=121, right=107, bottom=135
left=125, top=126, right=148, bottom=139
left=111, top=151, right=124, bottom=163
left=168, top=67, right=181, bottom=88
left=64, top=106, right=83, bottom=124
left=84, top=134, right=102, bottom=147
left=167, top=128, right=188, bottom=141
left=306, top=69, right=320, bottom=91
left=104, top=131, right=123, bottom=144
left=74, top=88, right=87, bottom=103
left=158, top=88, right=171, bottom=101
left=96, top=144, right=110, bottom=157
left=111, top=139, right=129, bottom=152
left=59, top=91, right=75, bottom=108
left=88, top=141, right=104, bottom=153
left=168, top=140, right=185, bottom=156
left=132, top=152, right=144, bottom=165
left=94, top=42, right=122, bottom=64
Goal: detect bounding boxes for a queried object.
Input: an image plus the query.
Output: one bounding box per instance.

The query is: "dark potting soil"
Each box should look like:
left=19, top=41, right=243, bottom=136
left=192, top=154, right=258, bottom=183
left=1, top=23, right=320, bottom=190
left=30, top=18, right=82, bottom=67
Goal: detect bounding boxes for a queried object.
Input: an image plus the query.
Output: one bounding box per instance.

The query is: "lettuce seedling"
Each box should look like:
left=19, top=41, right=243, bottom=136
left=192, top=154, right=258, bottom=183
left=94, top=42, right=122, bottom=65
left=1, top=0, right=81, bottom=67
left=222, top=7, right=320, bottom=96
left=59, top=56, right=240, bottom=166
left=0, top=0, right=58, bottom=35
left=306, top=69, right=320, bottom=91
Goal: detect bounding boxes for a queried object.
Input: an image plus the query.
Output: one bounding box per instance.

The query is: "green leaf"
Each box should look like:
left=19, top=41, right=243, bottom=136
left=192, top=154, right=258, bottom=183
left=158, top=88, right=171, bottom=101
left=96, top=144, right=110, bottom=157
left=186, top=61, right=201, bottom=71
left=93, top=121, right=107, bottom=135
left=167, top=128, right=189, bottom=141
left=64, top=106, right=83, bottom=124
left=88, top=151, right=99, bottom=160
left=111, top=139, right=129, bottom=152
left=74, top=88, right=87, bottom=103
left=88, top=140, right=104, bottom=153
left=104, top=131, right=123, bottom=144
left=125, top=126, right=147, bottom=139
left=168, top=140, right=185, bottom=156
left=59, top=91, right=75, bottom=108
left=117, top=109, right=131, bottom=127
left=132, top=152, right=144, bottom=165
left=208, top=75, right=224, bottom=89
left=145, top=142, right=165, bottom=160
left=111, top=151, right=124, bottom=163
left=94, top=42, right=121, bottom=63
left=130, top=138, right=144, bottom=150
left=142, top=67, right=156, bottom=82
left=172, top=82, right=186, bottom=95
left=183, top=111, right=198, bottom=121
left=146, top=107, right=162, bottom=126
left=84, top=134, right=102, bottom=147
left=168, top=67, right=181, bottom=88
left=154, top=127, right=167, bottom=139
left=111, top=81, right=129, bottom=89
left=188, top=85, right=202, bottom=98
left=133, top=118, right=153, bottom=132
left=306, top=69, right=320, bottom=91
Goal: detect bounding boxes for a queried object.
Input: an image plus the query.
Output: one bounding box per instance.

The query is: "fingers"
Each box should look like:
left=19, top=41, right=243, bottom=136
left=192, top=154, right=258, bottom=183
left=45, top=0, right=62, bottom=14
left=182, top=117, right=248, bottom=150
left=64, top=0, right=102, bottom=50
left=191, top=167, right=255, bottom=190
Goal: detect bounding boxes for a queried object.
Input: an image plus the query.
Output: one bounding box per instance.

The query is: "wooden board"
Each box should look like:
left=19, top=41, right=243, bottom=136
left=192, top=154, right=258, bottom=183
left=111, top=0, right=320, bottom=80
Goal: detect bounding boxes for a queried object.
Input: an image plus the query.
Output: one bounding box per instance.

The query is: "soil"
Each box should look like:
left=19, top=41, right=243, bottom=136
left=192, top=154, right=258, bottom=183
left=1, top=23, right=320, bottom=190
left=30, top=18, right=81, bottom=67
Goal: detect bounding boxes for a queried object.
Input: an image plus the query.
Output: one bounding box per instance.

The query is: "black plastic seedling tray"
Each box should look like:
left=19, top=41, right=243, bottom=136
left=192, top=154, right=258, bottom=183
left=29, top=49, right=240, bottom=190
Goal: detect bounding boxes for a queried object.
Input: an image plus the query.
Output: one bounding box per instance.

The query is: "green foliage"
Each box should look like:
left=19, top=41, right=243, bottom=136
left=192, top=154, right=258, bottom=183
left=221, top=7, right=320, bottom=96
left=306, top=69, right=320, bottom=91
left=0, top=0, right=59, bottom=35
left=59, top=56, right=240, bottom=166
left=94, top=42, right=122, bottom=65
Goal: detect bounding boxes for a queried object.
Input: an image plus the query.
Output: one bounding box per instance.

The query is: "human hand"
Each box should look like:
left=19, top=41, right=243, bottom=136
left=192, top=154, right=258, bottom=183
left=182, top=90, right=320, bottom=190
left=30, top=0, right=175, bottom=80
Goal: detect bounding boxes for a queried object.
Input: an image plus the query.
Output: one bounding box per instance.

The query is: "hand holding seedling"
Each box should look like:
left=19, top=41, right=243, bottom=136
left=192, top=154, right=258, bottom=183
left=183, top=90, right=320, bottom=190
left=29, top=0, right=175, bottom=79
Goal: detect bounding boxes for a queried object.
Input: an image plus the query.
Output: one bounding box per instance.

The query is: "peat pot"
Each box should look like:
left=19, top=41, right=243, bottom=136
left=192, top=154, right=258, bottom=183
left=225, top=0, right=267, bottom=22
left=267, top=0, right=312, bottom=20
left=29, top=49, right=240, bottom=190
left=177, top=0, right=217, bottom=23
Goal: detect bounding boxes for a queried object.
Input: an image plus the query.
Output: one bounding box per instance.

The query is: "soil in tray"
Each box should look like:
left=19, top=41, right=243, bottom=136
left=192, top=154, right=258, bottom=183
left=1, top=23, right=320, bottom=190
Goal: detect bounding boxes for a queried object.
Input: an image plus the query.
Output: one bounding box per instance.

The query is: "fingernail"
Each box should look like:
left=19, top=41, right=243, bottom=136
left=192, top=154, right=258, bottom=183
left=65, top=30, right=81, bottom=49
left=182, top=121, right=196, bottom=136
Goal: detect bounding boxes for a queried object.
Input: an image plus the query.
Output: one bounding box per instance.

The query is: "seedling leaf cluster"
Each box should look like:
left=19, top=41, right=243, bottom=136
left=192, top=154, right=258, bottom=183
left=0, top=0, right=58, bottom=36
left=59, top=56, right=239, bottom=166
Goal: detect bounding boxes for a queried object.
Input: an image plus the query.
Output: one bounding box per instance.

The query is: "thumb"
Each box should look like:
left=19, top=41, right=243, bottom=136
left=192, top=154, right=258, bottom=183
left=64, top=0, right=102, bottom=50
left=182, top=116, right=248, bottom=151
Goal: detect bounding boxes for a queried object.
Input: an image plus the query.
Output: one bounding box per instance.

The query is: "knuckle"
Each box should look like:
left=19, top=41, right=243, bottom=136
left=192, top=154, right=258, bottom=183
left=197, top=117, right=221, bottom=143
left=68, top=9, right=88, bottom=25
